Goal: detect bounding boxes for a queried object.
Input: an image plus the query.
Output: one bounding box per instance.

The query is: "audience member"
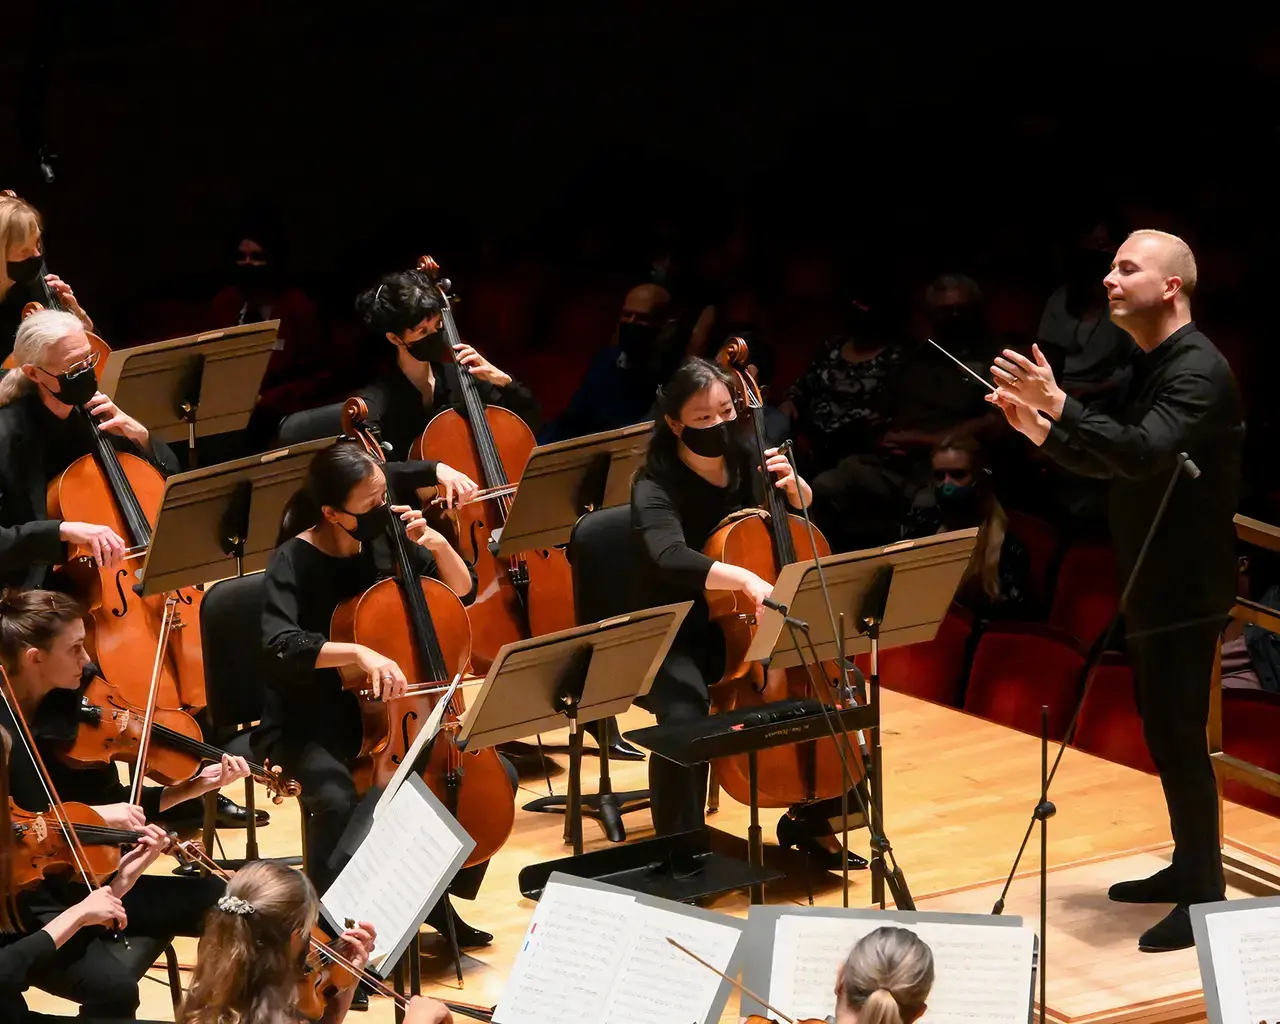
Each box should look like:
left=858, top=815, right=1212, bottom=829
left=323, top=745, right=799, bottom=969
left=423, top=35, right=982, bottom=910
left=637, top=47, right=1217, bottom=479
left=901, top=436, right=1031, bottom=619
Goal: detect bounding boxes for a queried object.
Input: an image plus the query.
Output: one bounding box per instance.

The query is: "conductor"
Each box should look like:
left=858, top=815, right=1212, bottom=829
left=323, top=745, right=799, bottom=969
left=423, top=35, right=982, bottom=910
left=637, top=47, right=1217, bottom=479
left=986, top=229, right=1244, bottom=953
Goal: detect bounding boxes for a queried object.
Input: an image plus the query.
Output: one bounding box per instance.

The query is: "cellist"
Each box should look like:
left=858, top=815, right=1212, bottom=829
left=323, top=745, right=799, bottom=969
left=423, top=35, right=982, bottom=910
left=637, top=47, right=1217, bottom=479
left=630, top=357, right=863, bottom=866
left=0, top=310, right=165, bottom=589
left=260, top=440, right=506, bottom=950
left=353, top=270, right=538, bottom=463
left=0, top=587, right=239, bottom=1018
left=0, top=194, right=93, bottom=363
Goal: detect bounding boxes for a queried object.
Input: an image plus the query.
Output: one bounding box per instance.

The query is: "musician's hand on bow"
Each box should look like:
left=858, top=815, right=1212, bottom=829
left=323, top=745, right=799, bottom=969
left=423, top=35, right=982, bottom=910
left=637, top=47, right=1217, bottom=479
left=59, top=521, right=128, bottom=569
left=338, top=920, right=377, bottom=973
left=405, top=996, right=454, bottom=1024
left=85, top=393, right=150, bottom=449
left=45, top=274, right=94, bottom=331
left=96, top=802, right=147, bottom=830
left=355, top=647, right=408, bottom=701
left=434, top=463, right=479, bottom=508
left=986, top=388, right=1050, bottom=445
left=454, top=343, right=511, bottom=387
left=110, top=824, right=171, bottom=896
left=990, top=344, right=1066, bottom=420
left=763, top=447, right=811, bottom=509
left=74, top=886, right=128, bottom=931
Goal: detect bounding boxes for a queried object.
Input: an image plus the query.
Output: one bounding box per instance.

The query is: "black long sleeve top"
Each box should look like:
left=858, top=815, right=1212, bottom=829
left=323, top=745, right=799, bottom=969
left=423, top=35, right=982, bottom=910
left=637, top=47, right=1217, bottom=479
left=0, top=930, right=57, bottom=1013
left=358, top=362, right=540, bottom=468
left=259, top=534, right=477, bottom=754
left=1040, top=322, right=1245, bottom=631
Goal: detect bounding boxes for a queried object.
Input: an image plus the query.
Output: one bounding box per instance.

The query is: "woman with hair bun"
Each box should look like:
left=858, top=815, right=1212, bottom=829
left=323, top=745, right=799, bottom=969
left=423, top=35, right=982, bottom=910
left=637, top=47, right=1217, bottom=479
left=834, top=926, right=934, bottom=1024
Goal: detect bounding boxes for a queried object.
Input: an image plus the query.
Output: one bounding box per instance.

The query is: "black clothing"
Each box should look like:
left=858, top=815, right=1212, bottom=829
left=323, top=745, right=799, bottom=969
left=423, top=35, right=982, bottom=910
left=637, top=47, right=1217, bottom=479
left=358, top=361, right=539, bottom=466
left=1039, top=322, right=1243, bottom=905
left=259, top=533, right=478, bottom=894
left=1042, top=322, right=1244, bottom=632
left=0, top=930, right=56, bottom=1017
left=0, top=392, right=180, bottom=589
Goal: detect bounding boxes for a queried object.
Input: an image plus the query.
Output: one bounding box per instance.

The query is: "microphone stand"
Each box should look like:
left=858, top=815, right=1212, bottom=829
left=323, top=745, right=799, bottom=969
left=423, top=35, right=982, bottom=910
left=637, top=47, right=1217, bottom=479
left=770, top=441, right=916, bottom=911
left=990, top=450, right=1200, bottom=1024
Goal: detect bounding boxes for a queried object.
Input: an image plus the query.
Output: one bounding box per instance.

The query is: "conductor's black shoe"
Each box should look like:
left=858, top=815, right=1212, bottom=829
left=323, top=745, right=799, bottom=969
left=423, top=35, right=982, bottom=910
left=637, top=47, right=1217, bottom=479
left=1138, top=905, right=1193, bottom=953
left=1108, top=866, right=1180, bottom=904
left=584, top=719, right=645, bottom=761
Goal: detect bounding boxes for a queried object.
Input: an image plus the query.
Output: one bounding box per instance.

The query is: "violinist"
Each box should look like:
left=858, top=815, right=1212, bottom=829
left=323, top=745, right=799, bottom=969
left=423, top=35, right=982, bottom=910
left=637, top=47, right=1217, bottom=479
left=0, top=309, right=173, bottom=589
left=631, top=358, right=862, bottom=866
left=353, top=271, right=538, bottom=462
left=181, top=860, right=452, bottom=1024
left=0, top=194, right=93, bottom=363
left=830, top=926, right=934, bottom=1024
left=0, top=587, right=242, bottom=1018
left=260, top=441, right=500, bottom=948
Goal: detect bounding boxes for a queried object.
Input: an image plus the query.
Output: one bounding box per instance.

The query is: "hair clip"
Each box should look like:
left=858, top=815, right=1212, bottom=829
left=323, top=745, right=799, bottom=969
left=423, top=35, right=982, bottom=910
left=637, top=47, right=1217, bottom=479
left=217, top=894, right=255, bottom=916
left=374, top=284, right=385, bottom=303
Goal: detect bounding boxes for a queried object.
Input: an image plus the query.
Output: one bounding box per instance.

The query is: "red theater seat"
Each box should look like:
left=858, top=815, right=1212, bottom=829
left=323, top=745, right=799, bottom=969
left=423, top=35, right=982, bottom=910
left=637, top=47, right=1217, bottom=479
left=856, top=604, right=976, bottom=708
left=1005, top=511, right=1061, bottom=613
left=1049, top=543, right=1118, bottom=647
left=964, top=624, right=1085, bottom=740
left=1221, top=689, right=1280, bottom=817
left=1072, top=655, right=1156, bottom=774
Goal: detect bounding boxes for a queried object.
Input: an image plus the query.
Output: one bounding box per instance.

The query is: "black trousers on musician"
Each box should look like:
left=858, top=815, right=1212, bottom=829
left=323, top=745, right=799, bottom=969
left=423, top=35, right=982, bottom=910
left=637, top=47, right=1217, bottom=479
left=21, top=874, right=223, bottom=1017
left=1128, top=617, right=1226, bottom=905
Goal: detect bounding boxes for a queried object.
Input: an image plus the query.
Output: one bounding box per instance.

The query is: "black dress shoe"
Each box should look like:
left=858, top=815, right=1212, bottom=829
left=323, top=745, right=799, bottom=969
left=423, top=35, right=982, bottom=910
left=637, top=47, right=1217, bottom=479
left=348, top=985, right=370, bottom=1012
left=1138, top=905, right=1194, bottom=952
left=425, top=901, right=493, bottom=949
left=584, top=720, right=645, bottom=761
left=1108, top=865, right=1180, bottom=904
left=215, top=793, right=271, bottom=828
left=776, top=813, right=869, bottom=872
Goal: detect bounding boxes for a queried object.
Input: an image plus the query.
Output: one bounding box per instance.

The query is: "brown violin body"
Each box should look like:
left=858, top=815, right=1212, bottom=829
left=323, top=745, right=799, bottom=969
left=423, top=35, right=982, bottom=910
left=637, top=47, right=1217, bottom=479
left=58, top=674, right=299, bottom=802
left=297, top=926, right=359, bottom=1021
left=414, top=405, right=575, bottom=664
left=9, top=800, right=126, bottom=892
left=48, top=452, right=206, bottom=711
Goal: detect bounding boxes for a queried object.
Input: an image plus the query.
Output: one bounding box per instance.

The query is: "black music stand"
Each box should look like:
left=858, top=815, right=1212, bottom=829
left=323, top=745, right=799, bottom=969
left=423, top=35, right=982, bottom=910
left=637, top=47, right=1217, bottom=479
left=743, top=529, right=978, bottom=908
left=492, top=421, right=653, bottom=556
left=457, top=601, right=689, bottom=856
left=96, top=320, right=280, bottom=467
left=138, top=437, right=336, bottom=593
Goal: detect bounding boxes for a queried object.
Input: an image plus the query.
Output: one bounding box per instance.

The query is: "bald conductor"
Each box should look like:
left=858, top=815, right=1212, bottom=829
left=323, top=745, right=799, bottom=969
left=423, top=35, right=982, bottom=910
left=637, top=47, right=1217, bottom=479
left=988, top=230, right=1245, bottom=953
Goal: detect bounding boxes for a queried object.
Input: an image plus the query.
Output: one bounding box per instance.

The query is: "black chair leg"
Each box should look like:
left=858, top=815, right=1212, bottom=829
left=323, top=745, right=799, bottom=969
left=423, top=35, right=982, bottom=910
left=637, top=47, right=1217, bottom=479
left=164, top=943, right=183, bottom=1012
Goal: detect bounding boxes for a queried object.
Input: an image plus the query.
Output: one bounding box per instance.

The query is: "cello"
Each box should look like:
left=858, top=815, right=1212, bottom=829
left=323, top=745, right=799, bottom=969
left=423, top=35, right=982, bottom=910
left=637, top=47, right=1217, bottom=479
left=703, top=337, right=864, bottom=808
left=409, top=256, right=575, bottom=671
left=333, top=400, right=515, bottom=868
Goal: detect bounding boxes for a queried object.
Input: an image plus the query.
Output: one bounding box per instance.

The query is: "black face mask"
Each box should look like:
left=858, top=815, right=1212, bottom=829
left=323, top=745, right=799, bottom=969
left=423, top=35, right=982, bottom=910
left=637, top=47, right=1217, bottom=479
left=232, top=261, right=278, bottom=293
left=49, top=365, right=99, bottom=408
left=679, top=421, right=734, bottom=458
left=405, top=329, right=451, bottom=364
left=935, top=481, right=980, bottom=526
left=339, top=501, right=391, bottom=543
left=930, top=306, right=982, bottom=347
left=6, top=256, right=43, bottom=286
left=617, top=321, right=658, bottom=365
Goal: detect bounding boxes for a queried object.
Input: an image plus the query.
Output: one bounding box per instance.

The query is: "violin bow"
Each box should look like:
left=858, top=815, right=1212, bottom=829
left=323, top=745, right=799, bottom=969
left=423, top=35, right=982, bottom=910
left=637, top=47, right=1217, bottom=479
left=127, top=595, right=179, bottom=806
left=665, top=938, right=796, bottom=1024
left=0, top=670, right=101, bottom=889
left=175, top=842, right=494, bottom=1023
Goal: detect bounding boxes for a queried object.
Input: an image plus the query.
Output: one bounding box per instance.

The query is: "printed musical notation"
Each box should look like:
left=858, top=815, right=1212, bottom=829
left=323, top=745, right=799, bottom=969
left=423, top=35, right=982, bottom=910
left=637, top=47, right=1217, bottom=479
left=494, top=881, right=742, bottom=1024
left=768, top=915, right=1035, bottom=1023
left=1203, top=906, right=1280, bottom=1023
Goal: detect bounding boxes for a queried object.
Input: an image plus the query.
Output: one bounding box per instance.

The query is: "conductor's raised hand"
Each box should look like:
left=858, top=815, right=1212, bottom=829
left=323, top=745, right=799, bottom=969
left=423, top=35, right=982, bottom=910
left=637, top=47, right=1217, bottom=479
left=986, top=388, right=1050, bottom=445
left=355, top=647, right=408, bottom=701
left=990, top=344, right=1065, bottom=419
left=433, top=463, right=479, bottom=508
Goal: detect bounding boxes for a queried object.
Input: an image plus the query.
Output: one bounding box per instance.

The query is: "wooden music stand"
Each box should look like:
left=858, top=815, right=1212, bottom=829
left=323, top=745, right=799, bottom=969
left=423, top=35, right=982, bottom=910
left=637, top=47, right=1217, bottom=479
left=138, top=437, right=336, bottom=595
left=457, top=601, right=690, bottom=856
left=97, top=320, right=280, bottom=465
left=493, top=421, right=653, bottom=556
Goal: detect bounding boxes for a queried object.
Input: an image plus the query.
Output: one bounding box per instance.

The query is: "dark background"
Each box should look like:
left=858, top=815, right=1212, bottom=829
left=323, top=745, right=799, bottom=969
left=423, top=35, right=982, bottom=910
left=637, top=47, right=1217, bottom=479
left=2, top=5, right=1277, bottom=496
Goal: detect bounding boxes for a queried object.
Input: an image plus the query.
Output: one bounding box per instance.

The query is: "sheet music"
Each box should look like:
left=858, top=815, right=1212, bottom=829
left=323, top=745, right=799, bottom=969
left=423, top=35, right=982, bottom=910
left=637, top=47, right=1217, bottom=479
left=769, top=915, right=1035, bottom=1023
left=494, top=884, right=637, bottom=1024
left=602, top=904, right=741, bottom=1024
left=321, top=778, right=468, bottom=971
left=373, top=674, right=458, bottom=820
left=1204, top=905, right=1280, bottom=1021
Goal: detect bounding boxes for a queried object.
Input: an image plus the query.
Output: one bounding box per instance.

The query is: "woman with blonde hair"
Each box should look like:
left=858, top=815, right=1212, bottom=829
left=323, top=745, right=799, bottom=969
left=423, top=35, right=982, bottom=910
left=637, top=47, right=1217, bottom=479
left=180, top=860, right=452, bottom=1024
left=834, top=926, right=934, bottom=1024
left=0, top=193, right=93, bottom=363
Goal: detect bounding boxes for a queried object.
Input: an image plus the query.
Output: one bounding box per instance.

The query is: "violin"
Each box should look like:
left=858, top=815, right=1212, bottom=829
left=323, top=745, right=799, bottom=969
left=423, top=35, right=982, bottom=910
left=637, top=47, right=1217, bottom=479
left=9, top=799, right=146, bottom=892
left=333, top=401, right=515, bottom=867
left=410, top=256, right=575, bottom=670
left=57, top=672, right=299, bottom=802
left=702, top=337, right=865, bottom=808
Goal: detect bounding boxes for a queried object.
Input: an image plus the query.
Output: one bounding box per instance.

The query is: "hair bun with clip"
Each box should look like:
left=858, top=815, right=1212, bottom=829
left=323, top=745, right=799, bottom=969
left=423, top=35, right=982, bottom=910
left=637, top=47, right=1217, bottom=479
left=217, top=895, right=255, bottom=916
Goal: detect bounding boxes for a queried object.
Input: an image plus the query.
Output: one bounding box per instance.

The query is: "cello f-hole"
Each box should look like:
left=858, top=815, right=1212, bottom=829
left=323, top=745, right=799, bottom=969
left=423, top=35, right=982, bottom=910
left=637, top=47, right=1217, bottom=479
left=391, top=709, right=419, bottom=765
left=110, top=570, right=131, bottom=618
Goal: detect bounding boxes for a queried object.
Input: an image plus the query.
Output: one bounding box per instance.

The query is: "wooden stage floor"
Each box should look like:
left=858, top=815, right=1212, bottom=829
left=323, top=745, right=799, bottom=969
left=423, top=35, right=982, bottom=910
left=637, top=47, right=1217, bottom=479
left=29, top=690, right=1280, bottom=1022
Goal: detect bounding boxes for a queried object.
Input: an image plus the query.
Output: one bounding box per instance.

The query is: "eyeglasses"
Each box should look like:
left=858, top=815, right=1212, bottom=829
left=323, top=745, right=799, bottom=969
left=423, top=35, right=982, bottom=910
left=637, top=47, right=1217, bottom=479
left=37, top=350, right=99, bottom=380
left=933, top=468, right=972, bottom=483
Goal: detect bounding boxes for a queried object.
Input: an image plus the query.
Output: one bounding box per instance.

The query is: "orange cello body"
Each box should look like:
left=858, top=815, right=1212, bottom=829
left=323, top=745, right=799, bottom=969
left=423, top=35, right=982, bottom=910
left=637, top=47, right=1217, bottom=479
left=413, top=404, right=574, bottom=666
left=703, top=338, right=864, bottom=809
left=409, top=255, right=574, bottom=672
left=47, top=451, right=206, bottom=711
